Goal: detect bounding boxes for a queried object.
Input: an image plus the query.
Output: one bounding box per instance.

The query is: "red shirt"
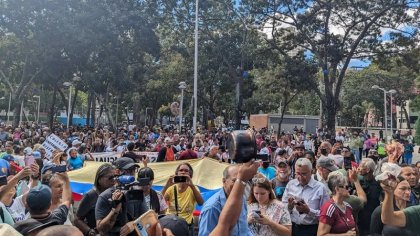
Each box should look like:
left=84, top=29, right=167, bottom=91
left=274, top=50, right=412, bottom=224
left=320, top=199, right=355, bottom=234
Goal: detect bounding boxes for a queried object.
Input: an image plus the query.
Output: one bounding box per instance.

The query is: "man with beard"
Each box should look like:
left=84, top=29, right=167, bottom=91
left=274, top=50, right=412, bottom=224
left=287, top=144, right=305, bottom=178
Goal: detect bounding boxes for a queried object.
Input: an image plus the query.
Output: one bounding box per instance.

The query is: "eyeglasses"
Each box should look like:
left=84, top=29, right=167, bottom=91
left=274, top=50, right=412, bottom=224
left=338, top=185, right=351, bottom=190
left=252, top=177, right=267, bottom=184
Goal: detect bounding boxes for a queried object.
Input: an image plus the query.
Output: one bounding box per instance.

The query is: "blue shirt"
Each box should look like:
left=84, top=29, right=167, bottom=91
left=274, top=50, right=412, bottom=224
left=258, top=166, right=276, bottom=180
left=67, top=156, right=84, bottom=170
left=0, top=159, right=10, bottom=176
left=198, top=188, right=252, bottom=236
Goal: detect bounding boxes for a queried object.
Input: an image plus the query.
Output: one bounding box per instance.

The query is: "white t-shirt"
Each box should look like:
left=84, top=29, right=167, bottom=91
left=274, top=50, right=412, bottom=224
left=6, top=195, right=27, bottom=223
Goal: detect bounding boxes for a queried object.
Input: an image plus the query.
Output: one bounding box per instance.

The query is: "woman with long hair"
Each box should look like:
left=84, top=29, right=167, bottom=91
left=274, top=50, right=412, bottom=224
left=247, top=174, right=292, bottom=236
left=74, top=163, right=116, bottom=236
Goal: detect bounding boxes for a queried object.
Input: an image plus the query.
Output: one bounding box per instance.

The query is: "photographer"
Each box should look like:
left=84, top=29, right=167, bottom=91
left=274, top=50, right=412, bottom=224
left=95, top=157, right=148, bottom=236
left=163, top=163, right=204, bottom=235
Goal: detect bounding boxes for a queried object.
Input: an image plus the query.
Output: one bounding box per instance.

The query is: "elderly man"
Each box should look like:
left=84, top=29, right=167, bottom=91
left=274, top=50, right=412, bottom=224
left=156, top=138, right=178, bottom=162
left=357, top=158, right=381, bottom=235
left=314, top=156, right=338, bottom=192
left=199, top=165, right=252, bottom=236
left=400, top=164, right=420, bottom=205
left=282, top=158, right=330, bottom=236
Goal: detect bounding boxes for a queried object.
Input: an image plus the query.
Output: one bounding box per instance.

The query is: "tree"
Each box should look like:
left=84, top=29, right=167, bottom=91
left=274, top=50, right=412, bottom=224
left=242, top=0, right=418, bottom=133
left=415, top=117, right=420, bottom=144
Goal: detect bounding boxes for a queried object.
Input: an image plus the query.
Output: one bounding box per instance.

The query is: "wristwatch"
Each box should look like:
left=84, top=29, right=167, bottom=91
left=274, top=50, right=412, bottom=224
left=235, top=179, right=247, bottom=186
left=87, top=229, right=96, bottom=236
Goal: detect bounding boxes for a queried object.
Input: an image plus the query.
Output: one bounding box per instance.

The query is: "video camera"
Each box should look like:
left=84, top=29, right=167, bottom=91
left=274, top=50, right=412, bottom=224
left=113, top=175, right=151, bottom=202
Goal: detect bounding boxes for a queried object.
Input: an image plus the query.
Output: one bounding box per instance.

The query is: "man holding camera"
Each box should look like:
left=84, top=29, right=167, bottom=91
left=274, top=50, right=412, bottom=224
left=95, top=157, right=148, bottom=236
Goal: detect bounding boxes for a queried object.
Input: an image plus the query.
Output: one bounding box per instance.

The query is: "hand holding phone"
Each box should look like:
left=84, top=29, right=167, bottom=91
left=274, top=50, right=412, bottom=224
left=173, top=176, right=187, bottom=183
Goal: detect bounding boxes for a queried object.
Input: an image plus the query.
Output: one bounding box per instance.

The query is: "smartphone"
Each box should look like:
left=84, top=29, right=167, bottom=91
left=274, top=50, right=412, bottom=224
left=256, top=154, right=269, bottom=162
left=134, top=210, right=158, bottom=236
left=252, top=210, right=261, bottom=218
left=25, top=156, right=36, bottom=167
left=344, top=157, right=352, bottom=170
left=173, top=176, right=187, bottom=183
left=0, top=176, right=7, bottom=186
left=51, top=165, right=67, bottom=173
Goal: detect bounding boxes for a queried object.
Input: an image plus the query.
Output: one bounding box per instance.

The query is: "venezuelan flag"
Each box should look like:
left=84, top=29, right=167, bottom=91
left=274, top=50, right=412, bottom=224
left=68, top=158, right=228, bottom=211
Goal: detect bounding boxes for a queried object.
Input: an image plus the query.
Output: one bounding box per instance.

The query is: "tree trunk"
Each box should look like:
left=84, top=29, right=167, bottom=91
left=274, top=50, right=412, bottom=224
left=86, top=92, right=92, bottom=127
left=69, top=89, right=79, bottom=126
left=48, top=87, right=58, bottom=128
left=402, top=105, right=411, bottom=130
left=324, top=93, right=339, bottom=135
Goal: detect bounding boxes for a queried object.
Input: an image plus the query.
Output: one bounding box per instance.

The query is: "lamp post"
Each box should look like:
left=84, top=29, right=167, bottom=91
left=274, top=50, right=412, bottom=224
left=33, top=95, right=40, bottom=123
left=388, top=89, right=397, bottom=134
left=178, top=81, right=187, bottom=129
left=193, top=0, right=199, bottom=133
left=145, top=107, right=152, bottom=127
left=63, top=82, right=73, bottom=129
left=372, top=85, right=397, bottom=141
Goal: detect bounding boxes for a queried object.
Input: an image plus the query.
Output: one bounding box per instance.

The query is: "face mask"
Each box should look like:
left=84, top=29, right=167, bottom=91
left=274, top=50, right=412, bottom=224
left=279, top=173, right=287, bottom=179
left=320, top=148, right=328, bottom=156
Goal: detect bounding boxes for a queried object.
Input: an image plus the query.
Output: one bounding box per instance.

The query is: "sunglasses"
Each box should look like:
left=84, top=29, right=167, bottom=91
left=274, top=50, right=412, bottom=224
left=338, top=185, right=352, bottom=190
left=252, top=177, right=267, bottom=184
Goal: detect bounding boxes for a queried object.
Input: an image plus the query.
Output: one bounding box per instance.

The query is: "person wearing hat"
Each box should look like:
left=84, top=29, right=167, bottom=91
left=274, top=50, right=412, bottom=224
left=72, top=139, right=82, bottom=148
left=314, top=156, right=339, bottom=193
left=16, top=177, right=71, bottom=231
left=95, top=157, right=148, bottom=236
left=272, top=160, right=291, bottom=200
left=287, top=143, right=305, bottom=178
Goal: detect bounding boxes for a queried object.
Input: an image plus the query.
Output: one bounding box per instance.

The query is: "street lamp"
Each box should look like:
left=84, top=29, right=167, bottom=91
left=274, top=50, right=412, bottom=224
left=63, top=82, right=73, bottom=129
left=63, top=76, right=81, bottom=129
left=178, top=81, right=187, bottom=129
left=193, top=0, right=199, bottom=133
left=372, top=85, right=397, bottom=140
left=33, top=95, right=40, bottom=123
left=388, top=89, right=397, bottom=134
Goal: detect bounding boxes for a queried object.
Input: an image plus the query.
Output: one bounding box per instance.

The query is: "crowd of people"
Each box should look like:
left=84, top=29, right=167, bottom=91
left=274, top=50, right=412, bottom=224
left=0, top=122, right=418, bottom=236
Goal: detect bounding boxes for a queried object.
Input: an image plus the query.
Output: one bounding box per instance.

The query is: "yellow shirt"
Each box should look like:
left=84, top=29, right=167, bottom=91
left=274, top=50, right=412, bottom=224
left=165, top=184, right=199, bottom=224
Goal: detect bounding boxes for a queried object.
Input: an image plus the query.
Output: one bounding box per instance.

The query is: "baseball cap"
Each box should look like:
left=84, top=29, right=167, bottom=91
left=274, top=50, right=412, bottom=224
left=41, top=162, right=56, bottom=175
left=277, top=159, right=288, bottom=167
left=27, top=185, right=52, bottom=212
left=113, top=157, right=139, bottom=170
left=3, top=154, right=15, bottom=162
left=158, top=214, right=189, bottom=236
left=14, top=219, right=58, bottom=235
left=317, top=156, right=339, bottom=172
left=32, top=151, right=41, bottom=159
left=294, top=144, right=305, bottom=150
left=72, top=140, right=82, bottom=146
left=23, top=147, right=33, bottom=155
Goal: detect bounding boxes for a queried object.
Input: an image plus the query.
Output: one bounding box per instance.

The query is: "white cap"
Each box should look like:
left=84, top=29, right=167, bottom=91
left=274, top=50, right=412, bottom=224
left=72, top=140, right=82, bottom=146
left=23, top=147, right=33, bottom=155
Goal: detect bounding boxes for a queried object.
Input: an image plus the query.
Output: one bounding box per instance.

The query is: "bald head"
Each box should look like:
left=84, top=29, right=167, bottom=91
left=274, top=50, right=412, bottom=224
left=37, top=226, right=83, bottom=236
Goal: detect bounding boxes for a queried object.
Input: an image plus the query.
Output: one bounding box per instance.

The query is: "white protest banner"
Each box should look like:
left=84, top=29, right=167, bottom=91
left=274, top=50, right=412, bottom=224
left=136, top=152, right=159, bottom=162
left=41, top=134, right=68, bottom=159
left=92, top=152, right=120, bottom=163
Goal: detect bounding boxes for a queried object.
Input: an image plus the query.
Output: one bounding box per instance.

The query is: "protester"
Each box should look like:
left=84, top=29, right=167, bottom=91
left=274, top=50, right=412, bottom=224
left=67, top=148, right=84, bottom=171
left=178, top=143, right=198, bottom=160
left=157, top=138, right=178, bottom=162
left=318, top=172, right=356, bottom=235
left=282, top=158, right=330, bottom=236
left=199, top=165, right=252, bottom=236
left=163, top=163, right=204, bottom=234
left=95, top=157, right=147, bottom=236
left=272, top=160, right=291, bottom=200
left=75, top=163, right=116, bottom=236
left=247, top=174, right=292, bottom=236
left=370, top=175, right=414, bottom=236
left=137, top=167, right=167, bottom=214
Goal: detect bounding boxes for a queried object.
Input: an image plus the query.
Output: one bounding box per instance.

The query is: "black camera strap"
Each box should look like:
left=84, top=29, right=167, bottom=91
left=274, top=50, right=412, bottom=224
left=174, top=185, right=179, bottom=216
